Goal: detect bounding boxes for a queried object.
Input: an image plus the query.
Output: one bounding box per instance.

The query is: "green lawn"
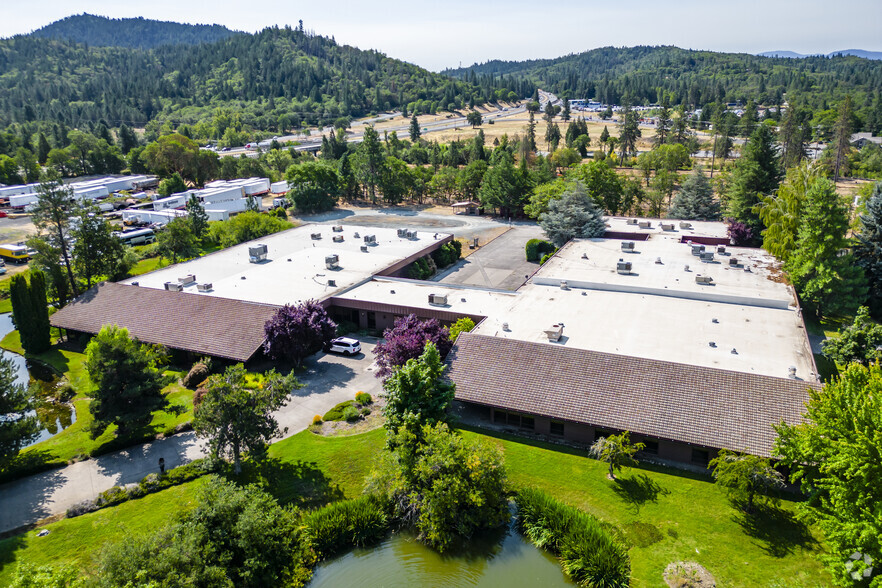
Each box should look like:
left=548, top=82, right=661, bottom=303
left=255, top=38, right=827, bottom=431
left=0, top=332, right=194, bottom=483
left=0, top=427, right=831, bottom=587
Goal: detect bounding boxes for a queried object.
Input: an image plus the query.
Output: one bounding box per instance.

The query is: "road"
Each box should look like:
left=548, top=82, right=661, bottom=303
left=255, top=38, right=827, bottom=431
left=0, top=341, right=383, bottom=534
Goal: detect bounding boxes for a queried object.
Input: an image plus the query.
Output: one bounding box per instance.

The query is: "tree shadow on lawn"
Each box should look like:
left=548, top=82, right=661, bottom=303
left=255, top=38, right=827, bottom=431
left=234, top=458, right=344, bottom=509
left=612, top=473, right=670, bottom=514
left=733, top=502, right=819, bottom=558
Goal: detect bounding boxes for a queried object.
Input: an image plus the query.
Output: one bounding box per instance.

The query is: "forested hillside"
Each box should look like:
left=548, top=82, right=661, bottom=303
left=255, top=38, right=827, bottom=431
left=448, top=46, right=882, bottom=132
left=28, top=14, right=238, bottom=50
left=0, top=24, right=512, bottom=132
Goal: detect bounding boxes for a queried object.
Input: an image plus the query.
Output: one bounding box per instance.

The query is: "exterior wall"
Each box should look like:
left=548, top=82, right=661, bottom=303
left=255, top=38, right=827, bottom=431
left=328, top=297, right=484, bottom=333
left=374, top=234, right=454, bottom=278
left=472, top=402, right=718, bottom=468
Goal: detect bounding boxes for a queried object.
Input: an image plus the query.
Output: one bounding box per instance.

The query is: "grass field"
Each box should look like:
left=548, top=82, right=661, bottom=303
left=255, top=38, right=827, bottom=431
left=0, top=331, right=194, bottom=483
left=0, top=427, right=830, bottom=587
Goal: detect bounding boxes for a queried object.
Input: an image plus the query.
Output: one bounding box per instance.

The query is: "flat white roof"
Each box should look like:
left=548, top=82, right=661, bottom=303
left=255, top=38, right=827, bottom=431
left=123, top=225, right=451, bottom=306
left=336, top=278, right=519, bottom=317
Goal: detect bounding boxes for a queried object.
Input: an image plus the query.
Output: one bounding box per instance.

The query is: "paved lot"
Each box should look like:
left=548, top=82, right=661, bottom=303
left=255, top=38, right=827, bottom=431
left=0, top=340, right=383, bottom=534
left=436, top=226, right=547, bottom=291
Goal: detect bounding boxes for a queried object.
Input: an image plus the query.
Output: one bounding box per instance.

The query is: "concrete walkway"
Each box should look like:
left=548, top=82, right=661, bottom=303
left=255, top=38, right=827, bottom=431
left=0, top=341, right=383, bottom=534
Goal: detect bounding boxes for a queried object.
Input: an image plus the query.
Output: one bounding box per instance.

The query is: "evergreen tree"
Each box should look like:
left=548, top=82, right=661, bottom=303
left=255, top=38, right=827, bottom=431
left=526, top=110, right=537, bottom=152
left=786, top=178, right=867, bottom=317
left=832, top=95, right=854, bottom=180
left=854, top=182, right=882, bottom=316
left=561, top=99, right=571, bottom=121
left=353, top=125, right=384, bottom=203
left=0, top=354, right=38, bottom=465
left=36, top=133, right=51, bottom=164
left=539, top=182, right=606, bottom=246
left=27, top=270, right=52, bottom=353
left=726, top=124, right=781, bottom=234
left=32, top=176, right=78, bottom=297
left=671, top=104, right=689, bottom=145
left=654, top=96, right=672, bottom=146
left=757, top=162, right=821, bottom=261
left=186, top=194, right=209, bottom=240
left=618, top=102, right=641, bottom=161
left=409, top=114, right=420, bottom=142
left=10, top=274, right=37, bottom=354
left=545, top=122, right=561, bottom=151
left=739, top=100, right=758, bottom=137
left=667, top=167, right=719, bottom=220
left=478, top=152, right=527, bottom=217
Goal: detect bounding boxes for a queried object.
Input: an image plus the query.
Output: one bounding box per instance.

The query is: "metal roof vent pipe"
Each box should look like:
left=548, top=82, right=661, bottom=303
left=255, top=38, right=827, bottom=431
left=502, top=322, right=510, bottom=331
left=560, top=280, right=568, bottom=290
left=788, top=366, right=798, bottom=379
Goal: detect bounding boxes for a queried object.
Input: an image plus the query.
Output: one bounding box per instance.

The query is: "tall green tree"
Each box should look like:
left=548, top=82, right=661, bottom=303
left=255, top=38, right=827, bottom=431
left=726, top=124, right=781, bottom=234
left=26, top=270, right=52, bottom=353
left=157, top=172, right=187, bottom=197
left=10, top=275, right=38, bottom=354
left=194, top=364, right=298, bottom=474
left=667, top=166, right=719, bottom=220
left=588, top=431, right=644, bottom=480
left=832, top=96, right=854, bottom=180
left=72, top=205, right=131, bottom=288
left=654, top=96, right=672, bottom=146
left=0, top=355, right=38, bottom=466
left=117, top=123, right=139, bottom=155
left=567, top=160, right=625, bottom=214
left=821, top=306, right=882, bottom=366
left=709, top=450, right=785, bottom=513
left=477, top=152, right=527, bottom=217
left=539, top=182, right=607, bottom=246
left=786, top=178, right=867, bottom=317
left=618, top=102, right=641, bottom=161
left=85, top=325, right=167, bottom=436
left=466, top=110, right=483, bottom=128
left=157, top=217, right=198, bottom=264
left=285, top=160, right=341, bottom=213
left=854, top=182, right=882, bottom=316
left=774, top=362, right=882, bottom=586
left=31, top=176, right=78, bottom=298
left=757, top=162, right=823, bottom=261
left=186, top=194, right=209, bottom=240
left=352, top=125, right=384, bottom=203
left=409, top=114, right=421, bottom=142
left=545, top=122, right=561, bottom=151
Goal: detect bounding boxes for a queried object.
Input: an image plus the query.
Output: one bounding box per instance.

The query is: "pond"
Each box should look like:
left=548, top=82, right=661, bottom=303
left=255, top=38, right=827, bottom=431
left=309, top=516, right=574, bottom=588
left=0, top=313, right=76, bottom=446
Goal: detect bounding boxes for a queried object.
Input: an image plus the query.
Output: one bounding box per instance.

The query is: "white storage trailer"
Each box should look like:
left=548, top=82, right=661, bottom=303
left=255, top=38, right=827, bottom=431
left=270, top=181, right=289, bottom=194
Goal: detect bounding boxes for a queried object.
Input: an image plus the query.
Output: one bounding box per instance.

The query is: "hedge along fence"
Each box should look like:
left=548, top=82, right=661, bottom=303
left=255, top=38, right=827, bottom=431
left=515, top=488, right=631, bottom=588
left=303, top=494, right=393, bottom=559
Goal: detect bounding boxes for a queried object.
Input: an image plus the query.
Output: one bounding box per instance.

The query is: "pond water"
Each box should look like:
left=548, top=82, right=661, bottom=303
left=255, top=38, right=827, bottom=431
left=309, top=516, right=574, bottom=588
left=0, top=313, right=76, bottom=446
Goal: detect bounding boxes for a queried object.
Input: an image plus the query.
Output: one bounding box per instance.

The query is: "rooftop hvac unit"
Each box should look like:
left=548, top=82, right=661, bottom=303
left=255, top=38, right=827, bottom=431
left=332, top=225, right=343, bottom=232
left=360, top=245, right=368, bottom=252
left=728, top=257, right=740, bottom=267
left=626, top=218, right=638, bottom=225
left=560, top=280, right=568, bottom=289
left=178, top=274, right=196, bottom=285
left=660, top=223, right=674, bottom=231
left=616, top=259, right=632, bottom=275
left=638, top=220, right=652, bottom=229
left=325, top=254, right=339, bottom=269
left=406, top=230, right=416, bottom=239
left=691, top=244, right=706, bottom=255
left=544, top=323, right=564, bottom=342
left=717, top=245, right=727, bottom=254
left=364, top=234, right=377, bottom=244
left=354, top=232, right=360, bottom=238
left=621, top=241, right=636, bottom=252
left=164, top=281, right=183, bottom=292
left=328, top=279, right=336, bottom=287
left=197, top=283, right=213, bottom=292
left=695, top=275, right=714, bottom=285
left=699, top=252, right=715, bottom=262
left=332, top=235, right=344, bottom=243
left=249, top=244, right=268, bottom=263
left=428, top=293, right=448, bottom=306
left=679, top=221, right=693, bottom=229
left=311, top=232, right=322, bottom=240
left=397, top=228, right=408, bottom=237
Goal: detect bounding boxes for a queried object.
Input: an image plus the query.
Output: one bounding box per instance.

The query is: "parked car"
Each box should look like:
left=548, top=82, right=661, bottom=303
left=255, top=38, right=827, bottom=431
left=324, top=337, right=361, bottom=356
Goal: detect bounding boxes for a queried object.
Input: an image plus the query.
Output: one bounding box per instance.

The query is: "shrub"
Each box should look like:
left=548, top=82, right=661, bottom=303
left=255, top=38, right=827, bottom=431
left=540, top=251, right=557, bottom=264
left=312, top=414, right=323, bottom=425
left=193, top=386, right=208, bottom=407
left=373, top=314, right=452, bottom=378
left=360, top=407, right=371, bottom=416
left=304, top=494, right=391, bottom=558
left=97, top=485, right=130, bottom=508
left=408, top=255, right=437, bottom=280
left=342, top=405, right=360, bottom=422
left=323, top=400, right=354, bottom=421
left=448, top=317, right=476, bottom=342
left=431, top=241, right=463, bottom=269
left=182, top=362, right=210, bottom=389
left=526, top=238, right=556, bottom=262
left=66, top=499, right=98, bottom=518
left=355, top=392, right=373, bottom=405
left=515, top=488, right=630, bottom=587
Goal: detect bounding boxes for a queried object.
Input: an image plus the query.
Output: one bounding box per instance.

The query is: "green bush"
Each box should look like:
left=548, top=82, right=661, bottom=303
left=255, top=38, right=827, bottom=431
left=449, top=317, right=476, bottom=342
left=360, top=407, right=371, bottom=416
left=182, top=362, right=210, bottom=389
left=355, top=392, right=373, bottom=405
left=526, top=239, right=556, bottom=262
left=304, top=494, right=391, bottom=558
left=431, top=240, right=463, bottom=269
left=540, top=250, right=557, bottom=265
left=515, top=488, right=630, bottom=587
left=323, top=400, right=354, bottom=421
left=342, top=405, right=360, bottom=422
left=408, top=255, right=437, bottom=280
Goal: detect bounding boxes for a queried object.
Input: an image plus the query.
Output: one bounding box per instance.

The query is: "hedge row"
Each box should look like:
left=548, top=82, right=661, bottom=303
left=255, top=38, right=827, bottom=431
left=304, top=494, right=392, bottom=558
left=431, top=240, right=463, bottom=269
left=525, top=239, right=556, bottom=262
left=515, top=488, right=631, bottom=587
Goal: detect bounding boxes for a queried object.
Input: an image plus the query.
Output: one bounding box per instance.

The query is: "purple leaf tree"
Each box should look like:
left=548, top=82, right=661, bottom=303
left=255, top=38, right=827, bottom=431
left=726, top=218, right=754, bottom=247
left=264, top=301, right=337, bottom=366
left=374, top=314, right=452, bottom=378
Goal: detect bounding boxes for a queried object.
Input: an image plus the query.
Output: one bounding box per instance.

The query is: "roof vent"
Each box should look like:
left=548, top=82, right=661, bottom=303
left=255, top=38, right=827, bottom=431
left=197, top=283, right=213, bottom=292
left=712, top=318, right=719, bottom=323
left=695, top=275, right=714, bottom=285
left=325, top=254, right=339, bottom=270
left=660, top=222, right=674, bottom=231
left=699, top=252, right=715, bottom=262
left=164, top=281, right=183, bottom=292
left=679, top=221, right=693, bottom=229
left=729, top=257, right=740, bottom=267
left=311, top=232, right=322, bottom=240
left=248, top=244, right=268, bottom=263
left=731, top=348, right=738, bottom=354
left=709, top=341, right=716, bottom=348
left=544, top=323, right=564, bottom=341
left=638, top=220, right=652, bottom=229
left=560, top=280, right=568, bottom=289
left=581, top=252, right=588, bottom=259
left=364, top=234, right=377, bottom=244
left=354, top=232, right=360, bottom=238
left=502, top=322, right=510, bottom=331
left=655, top=257, right=663, bottom=264
left=626, top=218, right=638, bottom=225
left=788, top=366, right=797, bottom=379
left=178, top=274, right=196, bottom=285
left=684, top=264, right=690, bottom=272
left=717, top=245, right=727, bottom=254
left=428, top=293, right=448, bottom=306
left=328, top=279, right=336, bottom=287
left=131, top=281, right=139, bottom=287
left=332, top=225, right=343, bottom=232
left=332, top=235, right=344, bottom=243
left=360, top=245, right=369, bottom=252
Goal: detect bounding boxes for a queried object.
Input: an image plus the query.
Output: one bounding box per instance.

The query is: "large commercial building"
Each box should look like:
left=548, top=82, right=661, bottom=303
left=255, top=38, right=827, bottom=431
left=51, top=218, right=819, bottom=465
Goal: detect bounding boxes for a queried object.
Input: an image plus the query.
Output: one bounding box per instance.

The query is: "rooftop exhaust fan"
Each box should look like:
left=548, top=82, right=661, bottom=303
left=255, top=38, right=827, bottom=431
left=248, top=244, right=268, bottom=263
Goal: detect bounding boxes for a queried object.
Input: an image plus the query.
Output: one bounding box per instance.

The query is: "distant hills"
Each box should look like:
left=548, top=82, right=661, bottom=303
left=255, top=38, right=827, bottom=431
left=758, top=49, right=882, bottom=60
left=27, top=13, right=239, bottom=50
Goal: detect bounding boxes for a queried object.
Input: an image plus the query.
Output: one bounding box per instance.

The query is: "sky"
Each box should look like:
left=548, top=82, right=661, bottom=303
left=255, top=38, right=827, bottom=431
left=1, top=0, right=880, bottom=71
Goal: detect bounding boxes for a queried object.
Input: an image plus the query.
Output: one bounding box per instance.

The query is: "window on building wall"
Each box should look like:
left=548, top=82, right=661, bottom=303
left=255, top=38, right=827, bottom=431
left=691, top=448, right=709, bottom=467
left=549, top=421, right=565, bottom=436
left=642, top=440, right=659, bottom=455
left=521, top=416, right=535, bottom=431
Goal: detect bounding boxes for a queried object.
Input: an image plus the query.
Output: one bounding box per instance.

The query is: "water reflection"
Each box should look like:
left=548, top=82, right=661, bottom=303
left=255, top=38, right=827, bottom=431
left=0, top=313, right=76, bottom=446
left=309, top=513, right=573, bottom=588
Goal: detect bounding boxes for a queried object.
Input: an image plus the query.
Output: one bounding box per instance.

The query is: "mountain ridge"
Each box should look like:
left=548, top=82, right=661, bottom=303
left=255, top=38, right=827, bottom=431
left=758, top=49, right=882, bottom=60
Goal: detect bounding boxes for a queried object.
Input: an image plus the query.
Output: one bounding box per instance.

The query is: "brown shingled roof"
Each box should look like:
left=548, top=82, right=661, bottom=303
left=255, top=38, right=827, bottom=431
left=447, top=333, right=820, bottom=457
left=50, top=282, right=280, bottom=362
